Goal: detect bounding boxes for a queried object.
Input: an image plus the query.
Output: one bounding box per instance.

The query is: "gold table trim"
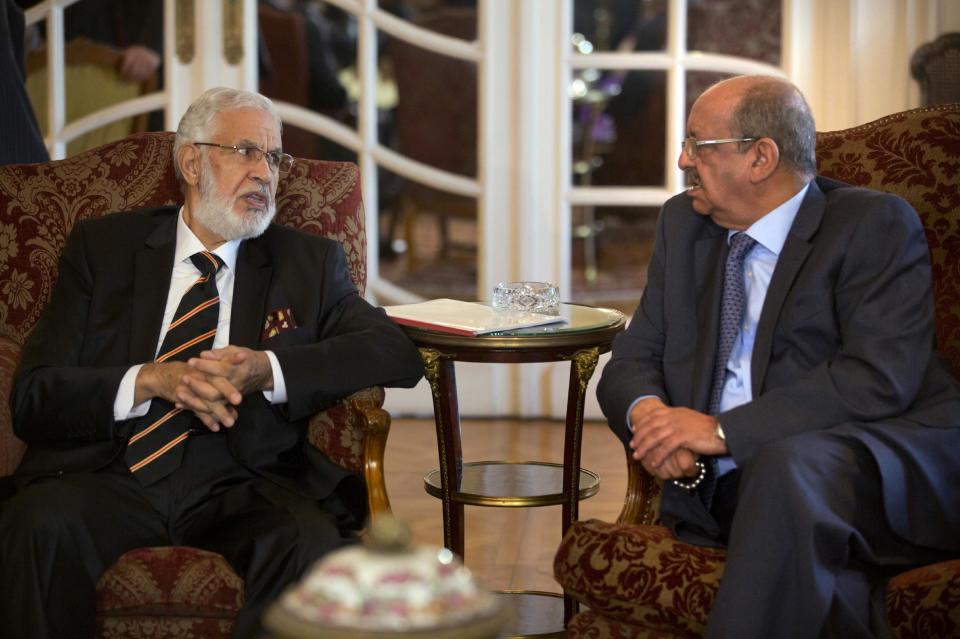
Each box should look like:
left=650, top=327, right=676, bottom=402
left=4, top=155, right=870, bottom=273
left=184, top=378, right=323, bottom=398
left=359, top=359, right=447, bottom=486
left=423, top=461, right=600, bottom=507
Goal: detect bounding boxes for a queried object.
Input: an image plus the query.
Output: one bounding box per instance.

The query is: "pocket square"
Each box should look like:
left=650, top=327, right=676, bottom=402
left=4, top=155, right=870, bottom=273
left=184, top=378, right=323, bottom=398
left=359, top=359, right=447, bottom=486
left=262, top=307, right=298, bottom=340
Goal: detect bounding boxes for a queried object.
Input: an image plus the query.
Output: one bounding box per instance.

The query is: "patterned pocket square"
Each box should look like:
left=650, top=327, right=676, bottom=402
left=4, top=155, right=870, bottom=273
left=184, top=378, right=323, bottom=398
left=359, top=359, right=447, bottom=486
left=262, top=307, right=298, bottom=340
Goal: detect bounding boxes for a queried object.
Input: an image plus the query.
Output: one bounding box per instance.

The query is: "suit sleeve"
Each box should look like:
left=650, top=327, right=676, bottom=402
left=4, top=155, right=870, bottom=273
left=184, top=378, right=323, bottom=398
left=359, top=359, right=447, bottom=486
left=11, top=222, right=128, bottom=444
left=597, top=205, right=670, bottom=446
left=271, top=242, right=424, bottom=421
left=724, top=194, right=939, bottom=461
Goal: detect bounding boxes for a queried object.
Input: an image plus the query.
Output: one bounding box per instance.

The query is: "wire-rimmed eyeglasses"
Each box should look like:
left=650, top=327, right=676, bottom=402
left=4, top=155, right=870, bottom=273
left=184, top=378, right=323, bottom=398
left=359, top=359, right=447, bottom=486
left=194, top=142, right=295, bottom=174
left=682, top=137, right=758, bottom=160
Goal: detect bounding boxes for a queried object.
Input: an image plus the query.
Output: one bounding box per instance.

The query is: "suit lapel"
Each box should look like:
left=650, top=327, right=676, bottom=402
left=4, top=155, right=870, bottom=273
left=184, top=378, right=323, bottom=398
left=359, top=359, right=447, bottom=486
left=751, top=180, right=826, bottom=395
left=692, top=227, right=726, bottom=411
left=130, top=216, right=178, bottom=363
left=230, top=238, right=272, bottom=348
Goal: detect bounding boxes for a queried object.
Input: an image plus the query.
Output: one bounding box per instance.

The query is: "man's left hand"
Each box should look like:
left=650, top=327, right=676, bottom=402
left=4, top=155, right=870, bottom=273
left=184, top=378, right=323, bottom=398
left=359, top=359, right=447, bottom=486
left=630, top=398, right=727, bottom=468
left=187, top=346, right=274, bottom=397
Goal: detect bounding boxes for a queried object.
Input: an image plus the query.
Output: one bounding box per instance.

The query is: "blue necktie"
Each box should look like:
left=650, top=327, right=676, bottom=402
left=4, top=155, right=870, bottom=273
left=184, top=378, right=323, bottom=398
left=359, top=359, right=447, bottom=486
left=701, top=232, right=756, bottom=506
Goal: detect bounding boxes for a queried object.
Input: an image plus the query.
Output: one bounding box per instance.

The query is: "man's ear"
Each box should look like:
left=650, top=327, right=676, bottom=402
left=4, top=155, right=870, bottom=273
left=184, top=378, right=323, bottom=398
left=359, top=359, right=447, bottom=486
left=178, top=144, right=201, bottom=187
left=748, top=137, right=780, bottom=183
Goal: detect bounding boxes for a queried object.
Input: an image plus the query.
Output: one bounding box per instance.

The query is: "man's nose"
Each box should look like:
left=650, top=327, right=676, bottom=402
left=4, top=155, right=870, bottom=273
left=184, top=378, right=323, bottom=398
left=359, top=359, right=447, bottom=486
left=249, top=154, right=272, bottom=181
left=678, top=147, right=694, bottom=170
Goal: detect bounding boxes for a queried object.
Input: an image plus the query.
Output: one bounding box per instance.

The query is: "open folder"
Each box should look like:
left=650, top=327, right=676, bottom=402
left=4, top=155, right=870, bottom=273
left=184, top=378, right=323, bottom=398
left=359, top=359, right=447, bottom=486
left=384, top=298, right=565, bottom=336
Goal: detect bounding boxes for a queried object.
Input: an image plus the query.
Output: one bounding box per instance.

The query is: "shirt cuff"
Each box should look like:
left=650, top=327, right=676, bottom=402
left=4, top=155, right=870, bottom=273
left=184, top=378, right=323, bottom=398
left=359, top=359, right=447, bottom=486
left=114, top=364, right=151, bottom=421
left=261, top=350, right=287, bottom=404
left=626, top=395, right=661, bottom=432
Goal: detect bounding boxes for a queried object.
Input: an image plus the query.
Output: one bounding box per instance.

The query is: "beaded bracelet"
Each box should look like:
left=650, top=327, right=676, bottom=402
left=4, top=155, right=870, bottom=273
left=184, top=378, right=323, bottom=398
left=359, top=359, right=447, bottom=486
left=672, top=460, right=706, bottom=491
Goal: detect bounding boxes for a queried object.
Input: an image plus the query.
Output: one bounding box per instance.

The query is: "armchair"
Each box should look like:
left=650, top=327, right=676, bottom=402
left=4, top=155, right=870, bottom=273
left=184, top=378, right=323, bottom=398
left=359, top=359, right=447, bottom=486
left=554, top=104, right=960, bottom=639
left=0, top=132, right=393, bottom=638
left=911, top=32, right=960, bottom=106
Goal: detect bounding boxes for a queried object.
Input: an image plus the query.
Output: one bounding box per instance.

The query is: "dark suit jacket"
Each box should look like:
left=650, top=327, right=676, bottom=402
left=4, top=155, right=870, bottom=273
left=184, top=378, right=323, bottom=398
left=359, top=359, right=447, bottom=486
left=10, top=206, right=424, bottom=511
left=0, top=0, right=48, bottom=165
left=597, top=177, right=960, bottom=552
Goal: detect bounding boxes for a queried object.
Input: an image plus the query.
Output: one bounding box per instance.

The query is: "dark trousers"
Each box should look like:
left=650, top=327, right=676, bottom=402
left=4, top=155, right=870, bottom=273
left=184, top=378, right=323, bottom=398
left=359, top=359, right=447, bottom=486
left=0, top=434, right=356, bottom=639
left=702, top=430, right=952, bottom=639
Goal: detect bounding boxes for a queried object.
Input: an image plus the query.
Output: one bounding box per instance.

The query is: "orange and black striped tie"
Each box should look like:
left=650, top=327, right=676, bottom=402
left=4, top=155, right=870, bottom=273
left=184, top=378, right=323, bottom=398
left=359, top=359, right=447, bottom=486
left=125, top=251, right=224, bottom=485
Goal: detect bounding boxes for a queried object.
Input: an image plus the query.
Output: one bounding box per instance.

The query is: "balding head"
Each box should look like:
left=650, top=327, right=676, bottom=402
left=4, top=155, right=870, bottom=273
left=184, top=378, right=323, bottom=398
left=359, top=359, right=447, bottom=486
left=703, top=75, right=817, bottom=178
left=681, top=76, right=816, bottom=229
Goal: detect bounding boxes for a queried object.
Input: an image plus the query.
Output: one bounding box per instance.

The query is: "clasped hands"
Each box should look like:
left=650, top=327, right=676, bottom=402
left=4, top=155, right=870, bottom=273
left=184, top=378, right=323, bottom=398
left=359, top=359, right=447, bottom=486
left=137, top=346, right=274, bottom=432
left=629, top=397, right=727, bottom=480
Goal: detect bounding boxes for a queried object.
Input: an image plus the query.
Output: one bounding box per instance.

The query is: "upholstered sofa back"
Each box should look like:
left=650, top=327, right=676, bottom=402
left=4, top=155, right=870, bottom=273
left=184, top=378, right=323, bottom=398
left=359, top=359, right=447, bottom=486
left=816, top=103, right=960, bottom=376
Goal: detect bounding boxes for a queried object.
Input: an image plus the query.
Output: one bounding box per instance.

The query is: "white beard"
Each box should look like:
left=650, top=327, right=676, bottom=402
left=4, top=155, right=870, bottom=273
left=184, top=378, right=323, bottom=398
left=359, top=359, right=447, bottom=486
left=194, top=161, right=276, bottom=241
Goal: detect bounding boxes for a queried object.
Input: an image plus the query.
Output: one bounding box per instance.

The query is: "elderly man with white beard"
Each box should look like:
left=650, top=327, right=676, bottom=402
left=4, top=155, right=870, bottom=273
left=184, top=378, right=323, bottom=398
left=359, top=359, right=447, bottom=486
left=0, top=87, right=424, bottom=639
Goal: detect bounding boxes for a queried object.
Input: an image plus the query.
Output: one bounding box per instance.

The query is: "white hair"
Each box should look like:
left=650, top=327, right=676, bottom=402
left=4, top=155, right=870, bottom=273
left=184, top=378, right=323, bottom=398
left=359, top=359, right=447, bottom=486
left=172, top=87, right=282, bottom=187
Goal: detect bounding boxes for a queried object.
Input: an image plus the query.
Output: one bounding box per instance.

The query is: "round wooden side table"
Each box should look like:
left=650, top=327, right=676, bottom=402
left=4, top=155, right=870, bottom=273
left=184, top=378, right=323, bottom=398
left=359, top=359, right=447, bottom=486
left=398, top=303, right=626, bottom=637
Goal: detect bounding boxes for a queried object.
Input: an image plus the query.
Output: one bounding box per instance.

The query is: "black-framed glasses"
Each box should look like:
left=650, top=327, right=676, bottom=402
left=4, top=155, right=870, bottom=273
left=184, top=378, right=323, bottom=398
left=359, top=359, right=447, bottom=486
left=682, top=137, right=758, bottom=160
left=194, top=142, right=295, bottom=174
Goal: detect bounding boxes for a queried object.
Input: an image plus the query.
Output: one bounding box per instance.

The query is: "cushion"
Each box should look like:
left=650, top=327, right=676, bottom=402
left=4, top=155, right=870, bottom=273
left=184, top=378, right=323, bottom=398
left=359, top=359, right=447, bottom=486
left=567, top=609, right=684, bottom=639
left=886, top=559, right=960, bottom=639
left=558, top=521, right=960, bottom=639
left=95, top=546, right=243, bottom=638
left=554, top=519, right=725, bottom=637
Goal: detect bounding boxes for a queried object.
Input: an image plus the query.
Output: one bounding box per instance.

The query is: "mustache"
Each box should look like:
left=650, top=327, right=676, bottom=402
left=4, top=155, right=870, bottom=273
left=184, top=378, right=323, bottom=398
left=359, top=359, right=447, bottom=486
left=684, top=169, right=702, bottom=188
left=240, top=183, right=272, bottom=201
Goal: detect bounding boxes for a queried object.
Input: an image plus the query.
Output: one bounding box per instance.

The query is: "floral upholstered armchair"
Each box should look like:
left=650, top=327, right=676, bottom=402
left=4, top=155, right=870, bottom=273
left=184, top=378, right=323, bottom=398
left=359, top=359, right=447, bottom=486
left=554, top=104, right=960, bottom=639
left=0, top=132, right=393, bottom=638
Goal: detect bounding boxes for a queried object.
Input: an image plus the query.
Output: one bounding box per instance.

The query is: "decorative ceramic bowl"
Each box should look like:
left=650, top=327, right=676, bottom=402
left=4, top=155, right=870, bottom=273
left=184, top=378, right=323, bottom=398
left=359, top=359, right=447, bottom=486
left=263, top=518, right=509, bottom=639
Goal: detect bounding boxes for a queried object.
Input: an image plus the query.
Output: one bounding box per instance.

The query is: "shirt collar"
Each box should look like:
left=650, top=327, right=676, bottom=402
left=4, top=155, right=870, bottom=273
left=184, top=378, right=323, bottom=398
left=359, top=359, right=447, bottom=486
left=175, top=207, right=241, bottom=271
left=730, top=182, right=811, bottom=256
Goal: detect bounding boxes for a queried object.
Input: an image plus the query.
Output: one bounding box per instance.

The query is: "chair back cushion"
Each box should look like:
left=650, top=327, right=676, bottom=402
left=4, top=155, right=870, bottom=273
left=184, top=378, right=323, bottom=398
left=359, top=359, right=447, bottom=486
left=910, top=33, right=960, bottom=106
left=0, top=131, right=366, bottom=475
left=816, top=103, right=960, bottom=377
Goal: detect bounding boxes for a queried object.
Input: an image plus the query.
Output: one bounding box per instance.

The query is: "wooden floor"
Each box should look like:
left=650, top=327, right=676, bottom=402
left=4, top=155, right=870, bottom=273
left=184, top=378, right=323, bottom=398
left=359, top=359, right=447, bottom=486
left=383, top=417, right=628, bottom=595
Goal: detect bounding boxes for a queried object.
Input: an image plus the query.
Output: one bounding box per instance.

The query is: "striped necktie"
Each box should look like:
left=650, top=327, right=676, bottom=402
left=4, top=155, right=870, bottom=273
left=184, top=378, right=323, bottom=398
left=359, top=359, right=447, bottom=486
left=125, top=251, right=224, bottom=485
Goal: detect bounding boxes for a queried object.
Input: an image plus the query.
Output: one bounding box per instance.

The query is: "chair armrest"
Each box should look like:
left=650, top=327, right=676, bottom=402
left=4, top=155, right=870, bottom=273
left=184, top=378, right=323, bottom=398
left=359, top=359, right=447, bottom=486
left=351, top=395, right=391, bottom=520
left=616, top=446, right=663, bottom=526
left=306, top=386, right=392, bottom=520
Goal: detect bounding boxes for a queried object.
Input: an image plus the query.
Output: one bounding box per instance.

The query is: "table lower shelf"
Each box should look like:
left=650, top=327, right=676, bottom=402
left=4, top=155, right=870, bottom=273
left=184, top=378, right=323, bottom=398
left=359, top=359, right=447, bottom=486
left=423, top=461, right=600, bottom=507
left=495, top=590, right=566, bottom=638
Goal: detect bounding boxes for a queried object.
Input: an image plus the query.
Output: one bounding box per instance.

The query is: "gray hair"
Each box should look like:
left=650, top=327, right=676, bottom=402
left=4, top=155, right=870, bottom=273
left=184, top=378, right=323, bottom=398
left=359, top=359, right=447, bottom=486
left=729, top=77, right=817, bottom=177
left=172, top=87, right=282, bottom=186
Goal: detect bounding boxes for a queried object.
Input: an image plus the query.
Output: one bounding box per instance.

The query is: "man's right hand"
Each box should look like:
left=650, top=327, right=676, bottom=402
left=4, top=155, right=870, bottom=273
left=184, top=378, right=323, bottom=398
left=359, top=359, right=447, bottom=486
left=134, top=362, right=238, bottom=431
left=641, top=447, right=699, bottom=481
left=630, top=397, right=705, bottom=480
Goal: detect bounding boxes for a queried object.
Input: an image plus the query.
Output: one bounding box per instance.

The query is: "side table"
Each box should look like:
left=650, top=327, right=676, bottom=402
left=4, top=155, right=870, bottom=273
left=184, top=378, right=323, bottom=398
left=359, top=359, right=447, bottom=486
left=397, top=303, right=625, bottom=637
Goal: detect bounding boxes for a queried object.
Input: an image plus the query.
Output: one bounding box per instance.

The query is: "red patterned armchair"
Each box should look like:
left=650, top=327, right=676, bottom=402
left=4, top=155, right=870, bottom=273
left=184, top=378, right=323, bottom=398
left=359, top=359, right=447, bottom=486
left=554, top=104, right=960, bottom=639
left=0, top=132, right=393, bottom=638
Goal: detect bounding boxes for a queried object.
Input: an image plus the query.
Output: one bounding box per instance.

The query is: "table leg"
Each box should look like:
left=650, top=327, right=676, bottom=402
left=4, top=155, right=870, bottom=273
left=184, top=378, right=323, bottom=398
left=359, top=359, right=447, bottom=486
left=561, top=346, right=600, bottom=624
left=419, top=347, right=465, bottom=557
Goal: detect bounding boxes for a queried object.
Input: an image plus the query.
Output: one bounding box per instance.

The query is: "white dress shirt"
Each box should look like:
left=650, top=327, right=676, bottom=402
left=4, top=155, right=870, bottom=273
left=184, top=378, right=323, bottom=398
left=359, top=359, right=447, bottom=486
left=712, top=183, right=809, bottom=475
left=113, top=209, right=287, bottom=420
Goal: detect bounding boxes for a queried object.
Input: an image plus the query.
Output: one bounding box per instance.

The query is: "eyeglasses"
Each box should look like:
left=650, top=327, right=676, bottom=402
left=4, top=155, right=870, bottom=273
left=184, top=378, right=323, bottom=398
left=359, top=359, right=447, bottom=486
left=682, top=137, right=758, bottom=160
left=194, top=142, right=295, bottom=174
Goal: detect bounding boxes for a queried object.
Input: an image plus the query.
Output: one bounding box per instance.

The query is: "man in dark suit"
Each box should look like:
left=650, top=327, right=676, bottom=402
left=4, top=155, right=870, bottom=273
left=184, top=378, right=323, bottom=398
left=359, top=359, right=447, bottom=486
left=597, top=75, right=960, bottom=638
left=0, top=87, right=424, bottom=638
